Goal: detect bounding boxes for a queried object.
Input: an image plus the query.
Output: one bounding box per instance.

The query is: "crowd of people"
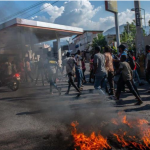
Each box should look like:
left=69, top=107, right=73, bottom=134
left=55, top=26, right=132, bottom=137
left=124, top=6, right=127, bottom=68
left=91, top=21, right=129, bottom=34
left=0, top=44, right=150, bottom=105
left=64, top=44, right=150, bottom=105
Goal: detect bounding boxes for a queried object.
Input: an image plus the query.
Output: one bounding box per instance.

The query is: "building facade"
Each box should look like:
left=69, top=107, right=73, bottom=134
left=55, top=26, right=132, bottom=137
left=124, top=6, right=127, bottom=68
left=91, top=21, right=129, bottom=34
left=71, top=30, right=103, bottom=53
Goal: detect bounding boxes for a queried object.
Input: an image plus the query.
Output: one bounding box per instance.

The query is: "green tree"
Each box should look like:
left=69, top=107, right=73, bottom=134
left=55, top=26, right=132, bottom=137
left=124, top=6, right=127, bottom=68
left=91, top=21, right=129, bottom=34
left=91, top=33, right=107, bottom=53
left=121, top=21, right=146, bottom=51
left=121, top=22, right=136, bottom=43
left=121, top=22, right=146, bottom=43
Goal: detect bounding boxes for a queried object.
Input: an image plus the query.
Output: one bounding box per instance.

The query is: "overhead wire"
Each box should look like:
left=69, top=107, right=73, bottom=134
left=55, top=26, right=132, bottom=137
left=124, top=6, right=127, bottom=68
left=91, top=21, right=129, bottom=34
left=0, top=1, right=48, bottom=23
left=25, top=1, right=59, bottom=19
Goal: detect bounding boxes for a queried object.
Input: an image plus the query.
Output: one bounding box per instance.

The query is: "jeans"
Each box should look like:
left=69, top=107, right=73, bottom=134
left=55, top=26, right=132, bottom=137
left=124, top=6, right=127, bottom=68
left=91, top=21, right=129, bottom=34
left=146, top=70, right=150, bottom=84
left=49, top=73, right=59, bottom=93
left=94, top=74, right=107, bottom=90
left=76, top=68, right=82, bottom=88
left=82, top=69, right=86, bottom=82
left=133, top=70, right=141, bottom=84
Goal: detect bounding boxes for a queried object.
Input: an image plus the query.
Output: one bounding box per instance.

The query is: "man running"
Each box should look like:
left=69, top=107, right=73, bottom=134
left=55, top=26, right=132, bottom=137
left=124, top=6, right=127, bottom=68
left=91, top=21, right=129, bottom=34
left=63, top=52, right=81, bottom=95
left=115, top=55, right=143, bottom=105
left=75, top=50, right=83, bottom=90
left=46, top=52, right=61, bottom=95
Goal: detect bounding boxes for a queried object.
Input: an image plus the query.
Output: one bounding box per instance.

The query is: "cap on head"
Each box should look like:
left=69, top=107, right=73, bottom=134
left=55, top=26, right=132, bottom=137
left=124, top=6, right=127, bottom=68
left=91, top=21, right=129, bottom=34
left=118, top=44, right=126, bottom=51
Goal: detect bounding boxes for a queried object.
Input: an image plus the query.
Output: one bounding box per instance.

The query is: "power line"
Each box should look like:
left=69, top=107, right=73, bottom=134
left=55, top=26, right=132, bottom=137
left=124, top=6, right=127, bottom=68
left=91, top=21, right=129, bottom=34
left=25, top=1, right=59, bottom=19
left=0, top=1, right=47, bottom=23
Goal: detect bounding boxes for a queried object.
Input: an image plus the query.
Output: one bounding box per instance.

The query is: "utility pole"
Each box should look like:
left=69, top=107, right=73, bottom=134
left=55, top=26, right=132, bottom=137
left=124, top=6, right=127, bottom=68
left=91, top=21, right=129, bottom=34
left=134, top=0, right=145, bottom=77
left=114, top=12, right=120, bottom=54
left=134, top=0, right=144, bottom=56
left=105, top=0, right=120, bottom=53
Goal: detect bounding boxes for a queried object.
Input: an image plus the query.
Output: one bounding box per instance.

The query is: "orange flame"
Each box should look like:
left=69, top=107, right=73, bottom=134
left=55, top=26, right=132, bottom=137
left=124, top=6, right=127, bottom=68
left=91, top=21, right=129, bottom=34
left=71, top=112, right=150, bottom=150
left=71, top=121, right=111, bottom=150
left=122, top=115, right=132, bottom=127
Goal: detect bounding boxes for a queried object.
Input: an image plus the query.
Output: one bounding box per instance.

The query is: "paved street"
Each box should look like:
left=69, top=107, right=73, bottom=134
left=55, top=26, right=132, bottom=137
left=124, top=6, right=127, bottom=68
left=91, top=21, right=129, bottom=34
left=0, top=73, right=150, bottom=150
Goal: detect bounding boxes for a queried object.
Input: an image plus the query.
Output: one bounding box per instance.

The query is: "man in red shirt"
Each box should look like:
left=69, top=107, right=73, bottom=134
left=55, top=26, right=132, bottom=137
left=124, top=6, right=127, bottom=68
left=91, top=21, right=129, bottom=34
left=130, top=51, right=144, bottom=86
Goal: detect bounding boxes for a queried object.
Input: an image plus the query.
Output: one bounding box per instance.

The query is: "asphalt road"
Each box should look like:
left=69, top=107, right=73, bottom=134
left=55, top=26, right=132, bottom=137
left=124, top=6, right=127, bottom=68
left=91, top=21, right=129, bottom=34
left=0, top=74, right=150, bottom=150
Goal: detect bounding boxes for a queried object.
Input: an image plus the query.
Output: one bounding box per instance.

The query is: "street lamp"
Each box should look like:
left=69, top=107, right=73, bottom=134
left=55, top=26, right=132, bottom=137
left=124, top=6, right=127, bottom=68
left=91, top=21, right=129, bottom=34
left=131, top=8, right=146, bottom=28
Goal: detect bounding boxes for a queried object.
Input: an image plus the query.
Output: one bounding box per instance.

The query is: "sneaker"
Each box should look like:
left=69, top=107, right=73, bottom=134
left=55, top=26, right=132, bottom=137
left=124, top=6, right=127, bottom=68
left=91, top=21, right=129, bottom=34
left=79, top=87, right=83, bottom=91
left=139, top=83, right=144, bottom=86
left=76, top=93, right=81, bottom=97
left=135, top=101, right=143, bottom=105
left=65, top=92, right=69, bottom=95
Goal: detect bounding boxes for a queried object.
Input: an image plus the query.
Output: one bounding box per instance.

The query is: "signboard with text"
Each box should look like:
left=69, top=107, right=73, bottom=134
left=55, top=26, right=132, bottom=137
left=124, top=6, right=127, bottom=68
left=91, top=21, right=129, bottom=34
left=105, top=0, right=118, bottom=13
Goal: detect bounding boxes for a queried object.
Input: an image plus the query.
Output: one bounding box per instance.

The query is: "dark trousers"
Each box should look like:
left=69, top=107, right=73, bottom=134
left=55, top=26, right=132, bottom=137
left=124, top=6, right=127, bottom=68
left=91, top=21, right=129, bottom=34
left=89, top=69, right=94, bottom=82
left=35, top=69, right=44, bottom=85
left=67, top=73, right=80, bottom=93
left=116, top=77, right=141, bottom=101
left=82, top=69, right=86, bottom=82
left=49, top=74, right=59, bottom=93
left=146, top=71, right=150, bottom=84
left=107, top=71, right=114, bottom=94
left=25, top=71, right=33, bottom=82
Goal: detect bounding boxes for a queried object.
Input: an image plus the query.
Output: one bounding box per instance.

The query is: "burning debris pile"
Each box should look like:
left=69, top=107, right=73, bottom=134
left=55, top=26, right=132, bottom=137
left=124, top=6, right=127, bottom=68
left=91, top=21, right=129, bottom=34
left=71, top=112, right=150, bottom=150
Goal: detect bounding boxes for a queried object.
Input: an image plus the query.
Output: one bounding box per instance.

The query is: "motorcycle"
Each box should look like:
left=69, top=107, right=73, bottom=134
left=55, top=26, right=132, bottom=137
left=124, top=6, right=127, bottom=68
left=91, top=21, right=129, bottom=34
left=0, top=73, right=20, bottom=91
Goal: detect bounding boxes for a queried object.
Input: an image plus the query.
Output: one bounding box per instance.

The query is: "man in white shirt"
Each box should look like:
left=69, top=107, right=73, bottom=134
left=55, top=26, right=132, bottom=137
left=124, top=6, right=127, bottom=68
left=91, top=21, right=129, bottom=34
left=63, top=52, right=81, bottom=95
left=75, top=50, right=83, bottom=89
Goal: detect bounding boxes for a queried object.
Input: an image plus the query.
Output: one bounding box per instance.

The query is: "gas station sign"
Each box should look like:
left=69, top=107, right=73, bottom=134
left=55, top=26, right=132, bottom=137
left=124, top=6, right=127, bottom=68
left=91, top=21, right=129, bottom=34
left=105, top=0, right=118, bottom=13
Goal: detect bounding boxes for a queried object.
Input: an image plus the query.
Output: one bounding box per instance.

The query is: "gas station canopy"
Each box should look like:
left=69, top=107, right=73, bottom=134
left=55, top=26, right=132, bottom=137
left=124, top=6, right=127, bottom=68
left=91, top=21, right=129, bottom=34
left=0, top=18, right=83, bottom=53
